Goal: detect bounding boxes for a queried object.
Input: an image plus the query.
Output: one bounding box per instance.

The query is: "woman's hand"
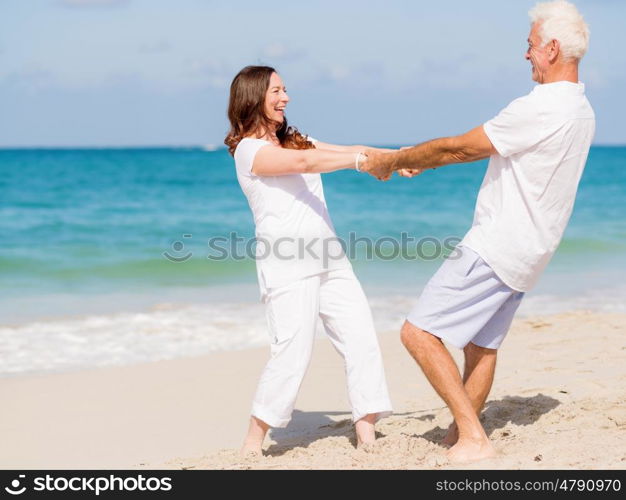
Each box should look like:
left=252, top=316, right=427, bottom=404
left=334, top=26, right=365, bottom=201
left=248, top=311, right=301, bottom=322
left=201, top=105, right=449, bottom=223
left=360, top=152, right=394, bottom=181
left=397, top=168, right=423, bottom=178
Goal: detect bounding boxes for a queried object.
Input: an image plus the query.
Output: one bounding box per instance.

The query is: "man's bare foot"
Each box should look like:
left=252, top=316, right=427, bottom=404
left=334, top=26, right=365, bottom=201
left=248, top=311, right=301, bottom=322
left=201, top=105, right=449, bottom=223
left=446, top=437, right=496, bottom=463
left=240, top=416, right=269, bottom=458
left=356, top=441, right=377, bottom=453
left=355, top=413, right=377, bottom=447
left=441, top=422, right=459, bottom=447
left=240, top=441, right=263, bottom=458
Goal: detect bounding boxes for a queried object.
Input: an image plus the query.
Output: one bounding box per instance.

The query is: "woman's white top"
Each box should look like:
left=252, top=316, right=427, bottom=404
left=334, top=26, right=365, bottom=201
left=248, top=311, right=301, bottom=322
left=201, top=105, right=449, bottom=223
left=234, top=138, right=351, bottom=296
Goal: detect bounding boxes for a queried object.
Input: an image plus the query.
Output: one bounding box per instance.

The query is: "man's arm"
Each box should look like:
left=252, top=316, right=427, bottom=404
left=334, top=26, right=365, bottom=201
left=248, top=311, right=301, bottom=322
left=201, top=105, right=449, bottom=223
left=363, top=125, right=497, bottom=180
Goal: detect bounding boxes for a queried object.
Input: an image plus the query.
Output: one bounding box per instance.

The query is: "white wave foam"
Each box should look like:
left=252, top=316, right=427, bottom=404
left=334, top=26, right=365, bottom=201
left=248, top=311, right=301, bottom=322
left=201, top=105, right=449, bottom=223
left=1, top=283, right=625, bottom=377
left=0, top=302, right=271, bottom=377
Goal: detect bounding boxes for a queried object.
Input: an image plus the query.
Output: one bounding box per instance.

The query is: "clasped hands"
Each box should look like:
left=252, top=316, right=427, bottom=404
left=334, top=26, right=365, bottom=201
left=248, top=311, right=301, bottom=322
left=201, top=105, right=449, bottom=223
left=359, top=147, right=424, bottom=181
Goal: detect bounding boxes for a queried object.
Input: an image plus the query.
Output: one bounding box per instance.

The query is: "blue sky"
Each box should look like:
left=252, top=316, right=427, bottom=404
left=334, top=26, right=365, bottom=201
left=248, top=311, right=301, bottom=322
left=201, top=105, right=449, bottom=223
left=0, top=0, right=624, bottom=147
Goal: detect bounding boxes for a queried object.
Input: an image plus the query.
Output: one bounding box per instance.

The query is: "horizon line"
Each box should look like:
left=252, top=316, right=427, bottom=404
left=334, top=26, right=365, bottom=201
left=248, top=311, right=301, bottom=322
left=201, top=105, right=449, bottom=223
left=0, top=142, right=624, bottom=150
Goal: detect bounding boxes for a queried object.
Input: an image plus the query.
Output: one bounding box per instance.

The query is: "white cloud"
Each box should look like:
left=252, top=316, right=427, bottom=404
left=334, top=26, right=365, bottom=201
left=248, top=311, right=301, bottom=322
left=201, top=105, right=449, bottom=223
left=184, top=59, right=233, bottom=89
left=398, top=53, right=519, bottom=91
left=328, top=64, right=350, bottom=81
left=299, top=60, right=386, bottom=87
left=1, top=67, right=54, bottom=92
left=585, top=67, right=606, bottom=89
left=261, top=43, right=306, bottom=62
left=139, top=40, right=171, bottom=54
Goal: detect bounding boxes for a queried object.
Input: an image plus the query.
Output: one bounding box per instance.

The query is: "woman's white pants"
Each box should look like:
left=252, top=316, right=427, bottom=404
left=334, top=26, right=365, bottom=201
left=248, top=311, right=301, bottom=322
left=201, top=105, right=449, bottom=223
left=251, top=268, right=393, bottom=428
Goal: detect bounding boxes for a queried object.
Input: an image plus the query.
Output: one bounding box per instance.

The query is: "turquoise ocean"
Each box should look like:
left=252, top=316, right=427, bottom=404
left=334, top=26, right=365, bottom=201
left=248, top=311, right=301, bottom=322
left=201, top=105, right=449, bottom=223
left=1, top=146, right=625, bottom=376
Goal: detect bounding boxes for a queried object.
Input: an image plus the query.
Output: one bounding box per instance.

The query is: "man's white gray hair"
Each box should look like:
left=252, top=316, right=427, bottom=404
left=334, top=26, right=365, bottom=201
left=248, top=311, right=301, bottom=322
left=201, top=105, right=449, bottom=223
left=529, top=0, right=590, bottom=60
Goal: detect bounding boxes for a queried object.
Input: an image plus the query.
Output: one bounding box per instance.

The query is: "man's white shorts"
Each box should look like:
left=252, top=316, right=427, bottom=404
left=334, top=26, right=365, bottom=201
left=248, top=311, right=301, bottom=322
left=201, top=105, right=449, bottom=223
left=406, top=245, right=524, bottom=350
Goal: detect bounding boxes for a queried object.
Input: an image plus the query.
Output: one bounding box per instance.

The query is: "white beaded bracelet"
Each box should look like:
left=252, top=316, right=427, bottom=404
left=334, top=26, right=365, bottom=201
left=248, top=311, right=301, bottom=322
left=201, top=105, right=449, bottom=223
left=355, top=152, right=366, bottom=172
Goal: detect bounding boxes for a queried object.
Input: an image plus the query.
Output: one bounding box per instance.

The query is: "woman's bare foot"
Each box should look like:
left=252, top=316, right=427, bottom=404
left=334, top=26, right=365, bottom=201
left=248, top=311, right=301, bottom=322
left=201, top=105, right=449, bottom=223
left=240, top=416, right=269, bottom=457
left=441, top=422, right=459, bottom=447
left=355, top=413, right=377, bottom=447
left=446, top=437, right=496, bottom=463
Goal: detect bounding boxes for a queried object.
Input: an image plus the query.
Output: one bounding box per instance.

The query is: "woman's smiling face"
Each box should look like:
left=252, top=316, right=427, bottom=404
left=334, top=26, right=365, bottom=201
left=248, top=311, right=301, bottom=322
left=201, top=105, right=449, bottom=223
left=264, top=72, right=289, bottom=125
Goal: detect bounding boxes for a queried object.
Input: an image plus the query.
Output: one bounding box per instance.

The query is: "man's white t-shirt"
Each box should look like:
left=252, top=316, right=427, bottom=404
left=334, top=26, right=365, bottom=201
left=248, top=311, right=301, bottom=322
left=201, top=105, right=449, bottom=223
left=461, top=81, right=595, bottom=291
left=234, top=138, right=351, bottom=296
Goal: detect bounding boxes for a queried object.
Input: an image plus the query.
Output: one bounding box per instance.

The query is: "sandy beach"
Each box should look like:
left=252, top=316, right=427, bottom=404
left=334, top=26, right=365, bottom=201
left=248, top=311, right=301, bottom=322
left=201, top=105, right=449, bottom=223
left=3, top=0, right=626, bottom=477
left=2, top=310, right=625, bottom=470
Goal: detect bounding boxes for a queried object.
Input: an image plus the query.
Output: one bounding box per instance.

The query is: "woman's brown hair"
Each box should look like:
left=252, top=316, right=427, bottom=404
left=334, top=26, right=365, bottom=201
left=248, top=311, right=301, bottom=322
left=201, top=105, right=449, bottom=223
left=224, top=65, right=315, bottom=156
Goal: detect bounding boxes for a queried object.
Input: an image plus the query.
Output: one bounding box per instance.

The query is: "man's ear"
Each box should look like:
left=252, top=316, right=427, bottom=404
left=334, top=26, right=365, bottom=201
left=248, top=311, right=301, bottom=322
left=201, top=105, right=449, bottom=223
left=548, top=39, right=560, bottom=63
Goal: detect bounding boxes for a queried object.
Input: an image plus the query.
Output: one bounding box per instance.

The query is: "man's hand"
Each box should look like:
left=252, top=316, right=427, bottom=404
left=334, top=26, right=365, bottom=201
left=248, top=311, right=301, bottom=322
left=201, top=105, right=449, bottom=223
left=361, top=151, right=395, bottom=181
left=395, top=146, right=423, bottom=178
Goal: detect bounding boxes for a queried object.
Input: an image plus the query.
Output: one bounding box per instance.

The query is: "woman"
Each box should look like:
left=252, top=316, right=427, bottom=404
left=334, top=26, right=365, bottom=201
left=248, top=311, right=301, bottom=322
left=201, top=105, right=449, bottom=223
left=225, top=65, right=392, bottom=456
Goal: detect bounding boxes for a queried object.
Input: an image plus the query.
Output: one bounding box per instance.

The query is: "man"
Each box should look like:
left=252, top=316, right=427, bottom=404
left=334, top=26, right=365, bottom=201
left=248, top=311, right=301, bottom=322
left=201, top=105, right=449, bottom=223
left=363, top=0, right=594, bottom=463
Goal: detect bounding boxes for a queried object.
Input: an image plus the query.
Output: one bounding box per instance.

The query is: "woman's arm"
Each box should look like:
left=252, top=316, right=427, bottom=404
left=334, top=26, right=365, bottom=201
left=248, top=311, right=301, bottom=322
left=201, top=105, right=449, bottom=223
left=314, top=140, right=396, bottom=154
left=252, top=144, right=366, bottom=176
